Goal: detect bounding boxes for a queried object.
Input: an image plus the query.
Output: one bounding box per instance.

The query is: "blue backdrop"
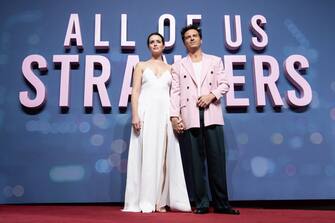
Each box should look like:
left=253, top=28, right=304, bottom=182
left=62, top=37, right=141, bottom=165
left=1, top=0, right=335, bottom=203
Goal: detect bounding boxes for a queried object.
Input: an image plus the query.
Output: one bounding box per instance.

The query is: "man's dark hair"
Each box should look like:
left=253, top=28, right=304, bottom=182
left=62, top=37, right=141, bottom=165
left=147, top=32, right=165, bottom=47
left=181, top=24, right=202, bottom=43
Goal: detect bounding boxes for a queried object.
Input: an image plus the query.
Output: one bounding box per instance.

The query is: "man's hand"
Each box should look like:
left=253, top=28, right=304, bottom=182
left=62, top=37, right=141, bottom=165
left=197, top=93, right=216, bottom=108
left=171, top=117, right=185, bottom=134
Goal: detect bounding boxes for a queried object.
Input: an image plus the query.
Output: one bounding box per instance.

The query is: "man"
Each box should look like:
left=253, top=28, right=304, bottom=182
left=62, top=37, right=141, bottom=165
left=170, top=24, right=240, bottom=215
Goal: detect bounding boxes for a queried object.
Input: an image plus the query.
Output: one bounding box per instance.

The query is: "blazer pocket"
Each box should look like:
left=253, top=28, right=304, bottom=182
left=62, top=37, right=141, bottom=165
left=180, top=98, right=187, bottom=108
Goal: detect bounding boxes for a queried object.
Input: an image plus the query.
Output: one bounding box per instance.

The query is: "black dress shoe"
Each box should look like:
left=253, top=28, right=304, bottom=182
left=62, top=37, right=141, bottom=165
left=214, top=208, right=240, bottom=215
left=193, top=207, right=209, bottom=214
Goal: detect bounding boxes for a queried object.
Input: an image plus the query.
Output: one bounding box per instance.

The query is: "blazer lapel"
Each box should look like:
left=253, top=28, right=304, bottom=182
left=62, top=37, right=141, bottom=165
left=199, top=53, right=210, bottom=87
left=181, top=56, right=197, bottom=86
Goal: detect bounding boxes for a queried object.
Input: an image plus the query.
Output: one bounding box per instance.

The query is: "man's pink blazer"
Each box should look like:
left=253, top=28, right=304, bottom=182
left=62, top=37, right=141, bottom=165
left=170, top=53, right=230, bottom=130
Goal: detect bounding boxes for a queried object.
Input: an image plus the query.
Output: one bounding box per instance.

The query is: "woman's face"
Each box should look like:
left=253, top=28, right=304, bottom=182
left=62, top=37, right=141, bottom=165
left=148, top=35, right=164, bottom=55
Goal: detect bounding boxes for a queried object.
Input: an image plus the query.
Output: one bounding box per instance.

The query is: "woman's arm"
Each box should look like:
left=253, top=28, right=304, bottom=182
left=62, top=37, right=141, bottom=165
left=131, top=62, right=143, bottom=133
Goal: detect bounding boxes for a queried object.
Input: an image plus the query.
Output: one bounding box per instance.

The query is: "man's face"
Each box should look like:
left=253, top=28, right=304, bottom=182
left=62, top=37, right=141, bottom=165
left=183, top=29, right=202, bottom=51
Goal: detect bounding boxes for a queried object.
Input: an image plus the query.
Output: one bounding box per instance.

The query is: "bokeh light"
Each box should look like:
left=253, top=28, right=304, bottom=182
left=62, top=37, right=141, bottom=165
left=330, top=108, right=335, bottom=121
left=310, top=132, right=323, bottom=144
left=79, top=121, right=90, bottom=133
left=108, top=153, right=121, bottom=167
left=92, top=114, right=110, bottom=129
left=330, top=81, right=335, bottom=92
left=271, top=133, right=284, bottom=145
left=3, top=186, right=12, bottom=197
left=111, top=139, right=127, bottom=154
left=49, top=165, right=85, bottom=182
left=12, top=185, right=24, bottom=197
left=285, top=164, right=297, bottom=177
left=118, top=159, right=128, bottom=173
left=95, top=159, right=112, bottom=173
left=251, top=156, right=274, bottom=177
left=310, top=91, right=320, bottom=109
left=236, top=133, right=248, bottom=145
left=90, top=134, right=104, bottom=146
left=289, top=136, right=303, bottom=149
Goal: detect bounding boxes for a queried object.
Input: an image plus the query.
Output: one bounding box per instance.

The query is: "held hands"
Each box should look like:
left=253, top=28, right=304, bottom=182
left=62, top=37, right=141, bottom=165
left=132, top=115, right=141, bottom=134
left=171, top=117, right=185, bottom=134
left=197, top=93, right=216, bottom=108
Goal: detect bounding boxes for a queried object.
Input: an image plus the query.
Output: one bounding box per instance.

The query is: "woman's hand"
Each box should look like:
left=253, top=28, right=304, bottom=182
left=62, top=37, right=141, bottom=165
left=132, top=115, right=141, bottom=134
left=171, top=117, right=185, bottom=134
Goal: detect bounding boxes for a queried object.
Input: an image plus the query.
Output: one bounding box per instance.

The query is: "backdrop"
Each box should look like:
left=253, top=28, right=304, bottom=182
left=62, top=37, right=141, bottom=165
left=1, top=0, right=335, bottom=203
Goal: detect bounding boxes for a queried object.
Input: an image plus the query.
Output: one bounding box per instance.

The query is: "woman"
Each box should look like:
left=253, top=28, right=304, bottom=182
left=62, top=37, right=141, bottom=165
left=123, top=33, right=191, bottom=213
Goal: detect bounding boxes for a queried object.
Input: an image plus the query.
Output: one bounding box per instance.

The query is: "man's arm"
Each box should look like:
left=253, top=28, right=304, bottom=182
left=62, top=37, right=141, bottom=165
left=170, top=62, right=184, bottom=133
left=197, top=57, right=230, bottom=108
left=211, top=57, right=230, bottom=100
left=170, top=62, right=181, bottom=117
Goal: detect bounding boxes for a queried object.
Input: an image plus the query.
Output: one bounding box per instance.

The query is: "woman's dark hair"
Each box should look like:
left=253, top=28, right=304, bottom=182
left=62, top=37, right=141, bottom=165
left=181, top=24, right=202, bottom=43
left=147, top=32, right=165, bottom=47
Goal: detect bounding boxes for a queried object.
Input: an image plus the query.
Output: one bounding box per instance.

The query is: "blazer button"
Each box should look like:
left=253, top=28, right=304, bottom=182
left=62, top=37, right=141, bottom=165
left=211, top=71, right=214, bottom=74
left=184, top=75, right=187, bottom=78
left=187, top=86, right=189, bottom=89
left=209, top=82, right=212, bottom=85
left=186, top=98, right=189, bottom=102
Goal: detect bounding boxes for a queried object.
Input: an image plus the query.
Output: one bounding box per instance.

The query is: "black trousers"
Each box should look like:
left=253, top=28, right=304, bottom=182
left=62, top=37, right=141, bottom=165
left=187, top=109, right=230, bottom=209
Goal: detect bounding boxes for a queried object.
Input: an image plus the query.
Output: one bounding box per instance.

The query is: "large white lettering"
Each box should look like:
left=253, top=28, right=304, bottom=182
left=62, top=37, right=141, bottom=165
left=20, top=13, right=313, bottom=111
